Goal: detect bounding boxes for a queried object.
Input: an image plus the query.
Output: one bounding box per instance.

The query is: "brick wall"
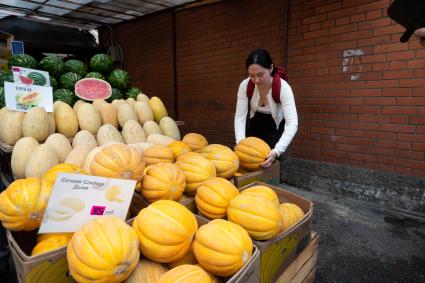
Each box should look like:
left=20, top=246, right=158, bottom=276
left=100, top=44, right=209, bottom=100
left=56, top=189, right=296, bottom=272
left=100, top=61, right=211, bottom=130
left=288, top=0, right=425, bottom=178
left=112, top=12, right=175, bottom=116
left=111, top=0, right=425, bottom=178
left=175, top=0, right=285, bottom=145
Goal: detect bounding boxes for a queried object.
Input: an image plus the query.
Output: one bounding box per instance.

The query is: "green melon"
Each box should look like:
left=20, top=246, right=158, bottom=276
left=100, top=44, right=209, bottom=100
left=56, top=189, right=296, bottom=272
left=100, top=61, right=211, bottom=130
left=90, top=54, right=113, bottom=74
left=60, top=72, right=82, bottom=91
left=106, top=88, right=123, bottom=103
left=1, top=71, right=13, bottom=85
left=126, top=87, right=141, bottom=99
left=53, top=89, right=75, bottom=106
left=108, top=69, right=130, bottom=91
left=85, top=72, right=105, bottom=80
left=27, top=72, right=47, bottom=86
left=39, top=56, right=64, bottom=77
left=64, top=59, right=87, bottom=77
left=50, top=76, right=58, bottom=90
left=8, top=54, right=38, bottom=69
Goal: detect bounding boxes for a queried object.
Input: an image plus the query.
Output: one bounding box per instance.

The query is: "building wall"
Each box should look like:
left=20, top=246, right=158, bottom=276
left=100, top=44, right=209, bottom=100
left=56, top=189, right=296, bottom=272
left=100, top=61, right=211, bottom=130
left=287, top=0, right=425, bottom=178
left=112, top=0, right=425, bottom=178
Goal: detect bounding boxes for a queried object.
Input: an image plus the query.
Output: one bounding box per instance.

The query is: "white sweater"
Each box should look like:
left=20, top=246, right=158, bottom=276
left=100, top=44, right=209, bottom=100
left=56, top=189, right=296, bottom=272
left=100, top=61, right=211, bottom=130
left=234, top=78, right=298, bottom=156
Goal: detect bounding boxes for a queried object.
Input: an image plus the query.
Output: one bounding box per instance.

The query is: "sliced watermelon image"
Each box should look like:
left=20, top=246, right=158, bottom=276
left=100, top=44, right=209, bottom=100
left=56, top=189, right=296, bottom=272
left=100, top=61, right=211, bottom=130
left=74, top=78, right=112, bottom=101
left=19, top=75, right=34, bottom=85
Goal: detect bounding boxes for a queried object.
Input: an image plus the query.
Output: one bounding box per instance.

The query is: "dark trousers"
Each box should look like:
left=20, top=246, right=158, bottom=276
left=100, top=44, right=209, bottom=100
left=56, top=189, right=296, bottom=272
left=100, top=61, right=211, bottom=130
left=246, top=112, right=285, bottom=149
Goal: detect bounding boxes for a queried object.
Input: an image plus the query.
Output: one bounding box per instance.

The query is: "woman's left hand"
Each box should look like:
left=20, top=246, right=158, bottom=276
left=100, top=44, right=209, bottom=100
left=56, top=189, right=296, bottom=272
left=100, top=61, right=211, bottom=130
left=261, top=150, right=277, bottom=167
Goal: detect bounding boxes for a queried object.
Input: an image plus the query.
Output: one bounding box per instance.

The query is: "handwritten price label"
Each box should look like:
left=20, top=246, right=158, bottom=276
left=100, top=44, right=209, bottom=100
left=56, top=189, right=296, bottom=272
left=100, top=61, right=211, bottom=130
left=90, top=206, right=106, bottom=215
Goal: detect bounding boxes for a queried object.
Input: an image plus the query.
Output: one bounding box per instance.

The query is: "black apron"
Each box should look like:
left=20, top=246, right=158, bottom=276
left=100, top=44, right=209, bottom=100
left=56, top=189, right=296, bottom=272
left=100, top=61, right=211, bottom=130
left=246, top=111, right=285, bottom=149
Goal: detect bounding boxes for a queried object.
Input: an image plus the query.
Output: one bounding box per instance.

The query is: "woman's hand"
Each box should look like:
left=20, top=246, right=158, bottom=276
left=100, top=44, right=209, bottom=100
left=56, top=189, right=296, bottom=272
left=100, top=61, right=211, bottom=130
left=414, top=28, right=425, bottom=47
left=261, top=150, right=277, bottom=167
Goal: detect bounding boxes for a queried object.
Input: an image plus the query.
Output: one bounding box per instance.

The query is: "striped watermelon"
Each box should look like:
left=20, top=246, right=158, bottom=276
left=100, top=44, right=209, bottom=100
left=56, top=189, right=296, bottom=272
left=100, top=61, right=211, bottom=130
left=60, top=72, right=82, bottom=90
left=126, top=87, right=141, bottom=99
left=106, top=88, right=123, bottom=103
left=90, top=54, right=113, bottom=74
left=0, top=87, right=4, bottom=108
left=75, top=78, right=112, bottom=101
left=108, top=69, right=130, bottom=91
left=8, top=54, right=38, bottom=69
left=27, top=72, right=47, bottom=86
left=64, top=59, right=87, bottom=77
left=39, top=56, right=64, bottom=77
left=50, top=76, right=58, bottom=90
left=54, top=89, right=75, bottom=105
left=85, top=72, right=105, bottom=80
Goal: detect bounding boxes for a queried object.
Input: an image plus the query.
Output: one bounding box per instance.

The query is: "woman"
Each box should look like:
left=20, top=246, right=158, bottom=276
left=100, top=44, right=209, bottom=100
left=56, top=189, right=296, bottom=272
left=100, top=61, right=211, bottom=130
left=234, top=48, right=298, bottom=168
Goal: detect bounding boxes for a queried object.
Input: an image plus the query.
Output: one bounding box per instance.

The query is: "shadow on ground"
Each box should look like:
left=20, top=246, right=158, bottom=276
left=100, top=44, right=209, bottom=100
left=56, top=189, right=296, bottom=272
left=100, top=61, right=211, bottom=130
left=281, top=183, right=425, bottom=283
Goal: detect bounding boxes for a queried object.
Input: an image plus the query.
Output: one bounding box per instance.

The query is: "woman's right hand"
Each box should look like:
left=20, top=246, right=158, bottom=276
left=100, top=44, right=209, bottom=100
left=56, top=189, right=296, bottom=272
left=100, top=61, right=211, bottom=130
left=414, top=28, right=425, bottom=47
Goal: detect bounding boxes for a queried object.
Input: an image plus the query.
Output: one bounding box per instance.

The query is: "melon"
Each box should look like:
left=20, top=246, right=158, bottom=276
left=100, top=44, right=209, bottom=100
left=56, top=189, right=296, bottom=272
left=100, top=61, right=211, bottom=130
left=122, top=120, right=146, bottom=144
left=159, top=117, right=181, bottom=140
left=25, top=144, right=60, bottom=178
left=143, top=121, right=163, bottom=136
left=76, top=103, right=101, bottom=135
left=74, top=78, right=112, bottom=101
left=45, top=134, right=73, bottom=163
left=11, top=137, right=39, bottom=179
left=134, top=101, right=154, bottom=125
left=97, top=124, right=124, bottom=146
left=99, top=103, right=119, bottom=128
left=72, top=130, right=98, bottom=150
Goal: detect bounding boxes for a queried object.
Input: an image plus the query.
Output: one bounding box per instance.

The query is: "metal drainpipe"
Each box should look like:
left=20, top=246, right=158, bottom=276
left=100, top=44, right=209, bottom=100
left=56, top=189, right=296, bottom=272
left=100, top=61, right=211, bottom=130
left=172, top=10, right=178, bottom=121
left=283, top=0, right=290, bottom=69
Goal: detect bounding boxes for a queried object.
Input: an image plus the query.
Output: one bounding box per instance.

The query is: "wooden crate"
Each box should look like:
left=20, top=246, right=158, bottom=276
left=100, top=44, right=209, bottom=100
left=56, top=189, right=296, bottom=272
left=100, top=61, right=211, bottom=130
left=276, top=232, right=319, bottom=283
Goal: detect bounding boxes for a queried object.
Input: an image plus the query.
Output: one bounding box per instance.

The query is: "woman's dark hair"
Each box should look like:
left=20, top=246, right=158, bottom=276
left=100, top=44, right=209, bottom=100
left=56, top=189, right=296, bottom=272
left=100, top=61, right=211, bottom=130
left=245, top=48, right=275, bottom=74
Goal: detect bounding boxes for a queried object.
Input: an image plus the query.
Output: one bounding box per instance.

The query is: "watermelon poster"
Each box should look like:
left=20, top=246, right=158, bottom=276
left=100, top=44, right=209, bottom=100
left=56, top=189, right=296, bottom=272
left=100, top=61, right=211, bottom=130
left=11, top=66, right=51, bottom=87
left=4, top=81, right=53, bottom=112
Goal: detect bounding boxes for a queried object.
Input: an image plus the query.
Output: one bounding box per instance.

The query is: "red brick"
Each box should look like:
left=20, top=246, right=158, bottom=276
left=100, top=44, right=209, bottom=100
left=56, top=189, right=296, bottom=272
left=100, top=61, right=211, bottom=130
left=336, top=129, right=364, bottom=137
left=323, top=120, right=350, bottom=128
left=373, top=42, right=409, bottom=53
left=373, top=24, right=405, bottom=36
left=347, top=137, right=376, bottom=145
left=358, top=35, right=390, bottom=47
left=417, top=49, right=425, bottom=58
left=366, top=80, right=398, bottom=88
left=399, top=79, right=425, bottom=88
left=322, top=149, right=347, bottom=159
left=350, top=89, right=382, bottom=96
left=382, top=106, right=418, bottom=115
left=398, top=133, right=425, bottom=143
left=365, top=10, right=382, bottom=20
left=388, top=61, right=406, bottom=70
left=364, top=97, right=396, bottom=105
left=372, top=62, right=389, bottom=71
left=336, top=17, right=350, bottom=26
left=380, top=124, right=416, bottom=133
left=415, top=69, right=425, bottom=78
left=413, top=143, right=425, bottom=151
left=335, top=97, right=364, bottom=105
left=350, top=122, right=380, bottom=131
left=387, top=51, right=415, bottom=61
left=382, top=88, right=412, bottom=97
left=409, top=116, right=425, bottom=124
left=311, top=127, right=335, bottom=135
left=348, top=152, right=377, bottom=162
left=364, top=131, right=397, bottom=140
left=323, top=105, right=350, bottom=113
left=358, top=17, right=391, bottom=30
left=397, top=97, right=425, bottom=106
left=407, top=60, right=425, bottom=69
left=357, top=114, right=374, bottom=122
left=351, top=106, right=381, bottom=114
left=383, top=70, right=414, bottom=79
left=377, top=140, right=411, bottom=150
left=413, top=88, right=425, bottom=97
left=390, top=115, right=408, bottom=124
left=328, top=7, right=357, bottom=19
left=351, top=13, right=365, bottom=23
left=395, top=150, right=424, bottom=161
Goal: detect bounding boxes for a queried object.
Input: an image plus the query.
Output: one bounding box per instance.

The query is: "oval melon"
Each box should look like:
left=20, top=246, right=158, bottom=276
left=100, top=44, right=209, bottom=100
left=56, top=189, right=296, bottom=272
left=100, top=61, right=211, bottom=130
left=149, top=96, right=168, bottom=123
left=22, top=107, right=50, bottom=142
left=65, top=144, right=93, bottom=168
left=48, top=112, right=56, bottom=135
left=117, top=103, right=137, bottom=128
left=0, top=111, right=25, bottom=145
left=45, top=133, right=72, bottom=163
left=122, top=120, right=146, bottom=144
left=133, top=101, right=154, bottom=125
left=72, top=100, right=87, bottom=113
left=96, top=124, right=124, bottom=146
left=54, top=101, right=79, bottom=138
left=92, top=99, right=108, bottom=110
left=143, top=121, right=163, bottom=136
left=76, top=103, right=101, bottom=135
left=146, top=134, right=175, bottom=147
left=72, top=130, right=98, bottom=150
left=159, top=117, right=181, bottom=140
left=11, top=137, right=39, bottom=178
left=136, top=93, right=150, bottom=104
left=98, top=103, right=119, bottom=128
left=25, top=144, right=60, bottom=177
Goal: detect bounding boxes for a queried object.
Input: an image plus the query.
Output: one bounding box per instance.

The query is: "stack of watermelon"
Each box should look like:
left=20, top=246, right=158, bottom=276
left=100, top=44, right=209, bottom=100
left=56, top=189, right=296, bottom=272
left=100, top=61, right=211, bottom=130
left=2, top=53, right=142, bottom=107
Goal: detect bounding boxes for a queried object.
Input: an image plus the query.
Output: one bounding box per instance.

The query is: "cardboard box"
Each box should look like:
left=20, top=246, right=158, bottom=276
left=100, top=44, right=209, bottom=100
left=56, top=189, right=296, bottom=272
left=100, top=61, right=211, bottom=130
left=239, top=181, right=314, bottom=283
left=130, top=191, right=197, bottom=216
left=0, top=32, right=13, bottom=59
left=232, top=160, right=280, bottom=188
left=129, top=197, right=260, bottom=283
left=6, top=229, right=72, bottom=283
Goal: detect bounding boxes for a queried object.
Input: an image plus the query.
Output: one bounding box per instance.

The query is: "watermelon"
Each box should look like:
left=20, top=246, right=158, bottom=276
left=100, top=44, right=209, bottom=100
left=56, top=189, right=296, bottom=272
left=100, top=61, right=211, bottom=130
left=0, top=87, right=4, bottom=108
left=85, top=72, right=105, bottom=80
left=90, top=54, right=113, bottom=74
left=39, top=56, right=64, bottom=77
left=8, top=54, right=38, bottom=69
left=108, top=69, right=130, bottom=91
left=126, top=87, right=141, bottom=99
left=64, top=59, right=87, bottom=77
left=19, top=75, right=34, bottom=85
left=60, top=72, right=82, bottom=91
left=54, top=89, right=75, bottom=106
left=27, top=72, right=47, bottom=86
left=1, top=71, right=13, bottom=86
left=75, top=78, right=112, bottom=101
left=50, top=76, right=58, bottom=90
left=106, top=88, right=123, bottom=103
